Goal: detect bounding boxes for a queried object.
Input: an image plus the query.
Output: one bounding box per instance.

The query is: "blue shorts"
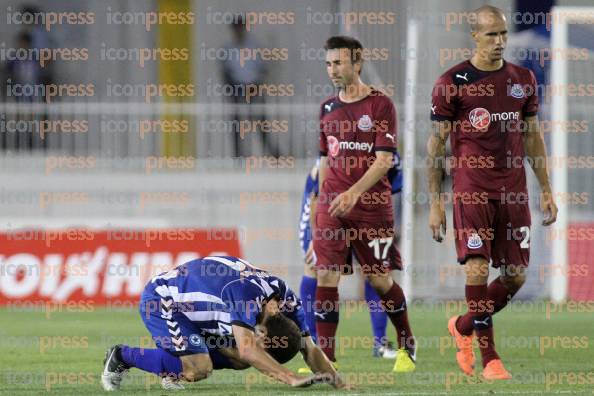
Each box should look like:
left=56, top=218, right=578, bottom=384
left=139, top=298, right=208, bottom=356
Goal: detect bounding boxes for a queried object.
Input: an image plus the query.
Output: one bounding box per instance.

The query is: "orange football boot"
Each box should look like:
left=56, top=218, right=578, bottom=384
left=447, top=315, right=476, bottom=375
left=482, top=359, right=512, bottom=380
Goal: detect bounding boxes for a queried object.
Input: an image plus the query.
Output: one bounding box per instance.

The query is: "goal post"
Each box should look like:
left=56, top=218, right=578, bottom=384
left=550, top=6, right=594, bottom=302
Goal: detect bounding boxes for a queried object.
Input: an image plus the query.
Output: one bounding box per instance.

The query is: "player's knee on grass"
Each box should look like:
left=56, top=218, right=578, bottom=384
left=366, top=273, right=393, bottom=295
left=464, top=256, right=489, bottom=285
left=180, top=354, right=213, bottom=382
left=316, top=268, right=341, bottom=287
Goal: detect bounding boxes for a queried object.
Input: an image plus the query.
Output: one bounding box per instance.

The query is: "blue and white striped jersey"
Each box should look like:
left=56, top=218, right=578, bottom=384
left=141, top=256, right=308, bottom=337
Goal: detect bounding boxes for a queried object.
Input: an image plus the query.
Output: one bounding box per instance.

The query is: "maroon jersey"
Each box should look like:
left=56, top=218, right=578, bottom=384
left=318, top=89, right=397, bottom=221
left=431, top=60, right=539, bottom=200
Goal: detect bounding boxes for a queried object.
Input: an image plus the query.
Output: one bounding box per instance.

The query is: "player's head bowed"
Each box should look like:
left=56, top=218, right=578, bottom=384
left=324, top=35, right=364, bottom=88
left=255, top=298, right=302, bottom=364
left=469, top=5, right=508, bottom=63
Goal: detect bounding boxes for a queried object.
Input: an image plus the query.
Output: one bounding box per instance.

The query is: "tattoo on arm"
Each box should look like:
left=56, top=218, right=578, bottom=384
left=427, top=121, right=450, bottom=204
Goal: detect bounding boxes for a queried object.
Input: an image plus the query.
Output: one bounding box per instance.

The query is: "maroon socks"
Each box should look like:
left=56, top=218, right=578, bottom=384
left=380, top=282, right=415, bottom=353
left=315, top=286, right=339, bottom=361
left=456, top=284, right=499, bottom=367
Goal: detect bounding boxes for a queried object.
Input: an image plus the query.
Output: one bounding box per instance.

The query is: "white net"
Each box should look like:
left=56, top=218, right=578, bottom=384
left=556, top=18, right=594, bottom=301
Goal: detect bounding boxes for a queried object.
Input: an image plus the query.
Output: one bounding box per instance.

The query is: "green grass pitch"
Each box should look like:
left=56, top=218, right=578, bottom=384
left=1, top=301, right=593, bottom=395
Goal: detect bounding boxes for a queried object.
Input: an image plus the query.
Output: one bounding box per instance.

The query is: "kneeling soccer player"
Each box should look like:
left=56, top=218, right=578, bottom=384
left=101, top=256, right=347, bottom=391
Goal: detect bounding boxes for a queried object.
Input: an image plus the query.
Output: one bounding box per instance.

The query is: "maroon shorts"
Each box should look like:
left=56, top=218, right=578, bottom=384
left=313, top=211, right=402, bottom=275
left=453, top=199, right=531, bottom=267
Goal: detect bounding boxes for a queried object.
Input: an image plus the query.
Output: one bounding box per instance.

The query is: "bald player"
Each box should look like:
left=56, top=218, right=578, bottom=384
left=427, top=6, right=557, bottom=380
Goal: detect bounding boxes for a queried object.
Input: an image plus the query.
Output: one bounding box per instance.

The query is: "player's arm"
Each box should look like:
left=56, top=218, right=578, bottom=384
left=318, top=156, right=328, bottom=194
left=300, top=335, right=351, bottom=389
left=427, top=120, right=451, bottom=242
left=329, top=150, right=393, bottom=217
left=522, top=115, right=558, bottom=225
left=232, top=324, right=319, bottom=387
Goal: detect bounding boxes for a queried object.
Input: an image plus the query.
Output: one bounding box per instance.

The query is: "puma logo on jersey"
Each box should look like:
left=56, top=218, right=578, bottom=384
left=325, top=103, right=333, bottom=112
left=456, top=73, right=469, bottom=82
left=314, top=312, right=326, bottom=319
left=431, top=105, right=437, bottom=115
left=385, top=133, right=394, bottom=142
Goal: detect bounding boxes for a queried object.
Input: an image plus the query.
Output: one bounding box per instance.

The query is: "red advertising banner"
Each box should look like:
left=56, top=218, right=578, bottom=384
left=568, top=223, right=594, bottom=301
left=0, top=228, right=241, bottom=305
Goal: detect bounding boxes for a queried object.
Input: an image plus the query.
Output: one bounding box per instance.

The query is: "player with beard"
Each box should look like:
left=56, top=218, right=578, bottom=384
left=313, top=36, right=416, bottom=373
left=427, top=6, right=557, bottom=379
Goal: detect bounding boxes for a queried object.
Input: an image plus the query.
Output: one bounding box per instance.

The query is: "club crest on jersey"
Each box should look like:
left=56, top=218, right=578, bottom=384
left=509, top=84, right=525, bottom=99
left=467, top=233, right=483, bottom=249
left=327, top=135, right=340, bottom=157
left=469, top=107, right=491, bottom=129
left=358, top=114, right=373, bottom=131
left=189, top=334, right=202, bottom=346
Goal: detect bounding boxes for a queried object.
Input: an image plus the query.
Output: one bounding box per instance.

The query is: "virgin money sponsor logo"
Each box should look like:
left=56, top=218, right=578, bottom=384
left=339, top=141, right=374, bottom=153
left=469, top=108, right=491, bottom=129
left=469, top=108, right=520, bottom=129
left=491, top=111, right=519, bottom=122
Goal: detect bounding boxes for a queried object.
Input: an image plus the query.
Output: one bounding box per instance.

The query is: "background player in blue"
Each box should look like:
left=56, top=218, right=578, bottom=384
left=298, top=153, right=403, bottom=364
left=101, top=256, right=348, bottom=391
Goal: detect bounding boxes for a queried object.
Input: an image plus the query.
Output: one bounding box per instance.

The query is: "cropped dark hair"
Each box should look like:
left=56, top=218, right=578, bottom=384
left=324, top=35, right=364, bottom=64
left=262, top=314, right=302, bottom=364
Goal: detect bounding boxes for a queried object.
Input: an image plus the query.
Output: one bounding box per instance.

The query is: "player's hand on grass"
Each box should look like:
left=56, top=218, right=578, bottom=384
left=290, top=373, right=333, bottom=387
left=429, top=202, right=446, bottom=242
left=336, top=382, right=356, bottom=390
left=540, top=192, right=558, bottom=226
left=329, top=190, right=360, bottom=217
left=332, top=375, right=355, bottom=390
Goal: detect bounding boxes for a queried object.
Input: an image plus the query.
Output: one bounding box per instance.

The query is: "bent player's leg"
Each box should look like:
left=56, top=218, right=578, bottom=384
left=349, top=220, right=414, bottom=371
left=102, top=298, right=211, bottom=391
left=178, top=354, right=214, bottom=382
left=101, top=344, right=131, bottom=391
left=450, top=199, right=499, bottom=376
left=363, top=279, right=394, bottom=358
left=102, top=345, right=190, bottom=391
left=489, top=200, right=531, bottom=314
left=488, top=264, right=526, bottom=313
left=457, top=256, right=510, bottom=379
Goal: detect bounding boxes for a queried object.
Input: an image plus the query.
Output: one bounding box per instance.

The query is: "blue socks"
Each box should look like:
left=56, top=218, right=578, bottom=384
left=365, top=280, right=388, bottom=347
left=120, top=346, right=183, bottom=377
left=299, top=275, right=318, bottom=342
left=301, top=276, right=388, bottom=347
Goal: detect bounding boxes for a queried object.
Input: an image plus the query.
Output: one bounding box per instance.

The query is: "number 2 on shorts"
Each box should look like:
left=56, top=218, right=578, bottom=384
left=519, top=226, right=530, bottom=249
